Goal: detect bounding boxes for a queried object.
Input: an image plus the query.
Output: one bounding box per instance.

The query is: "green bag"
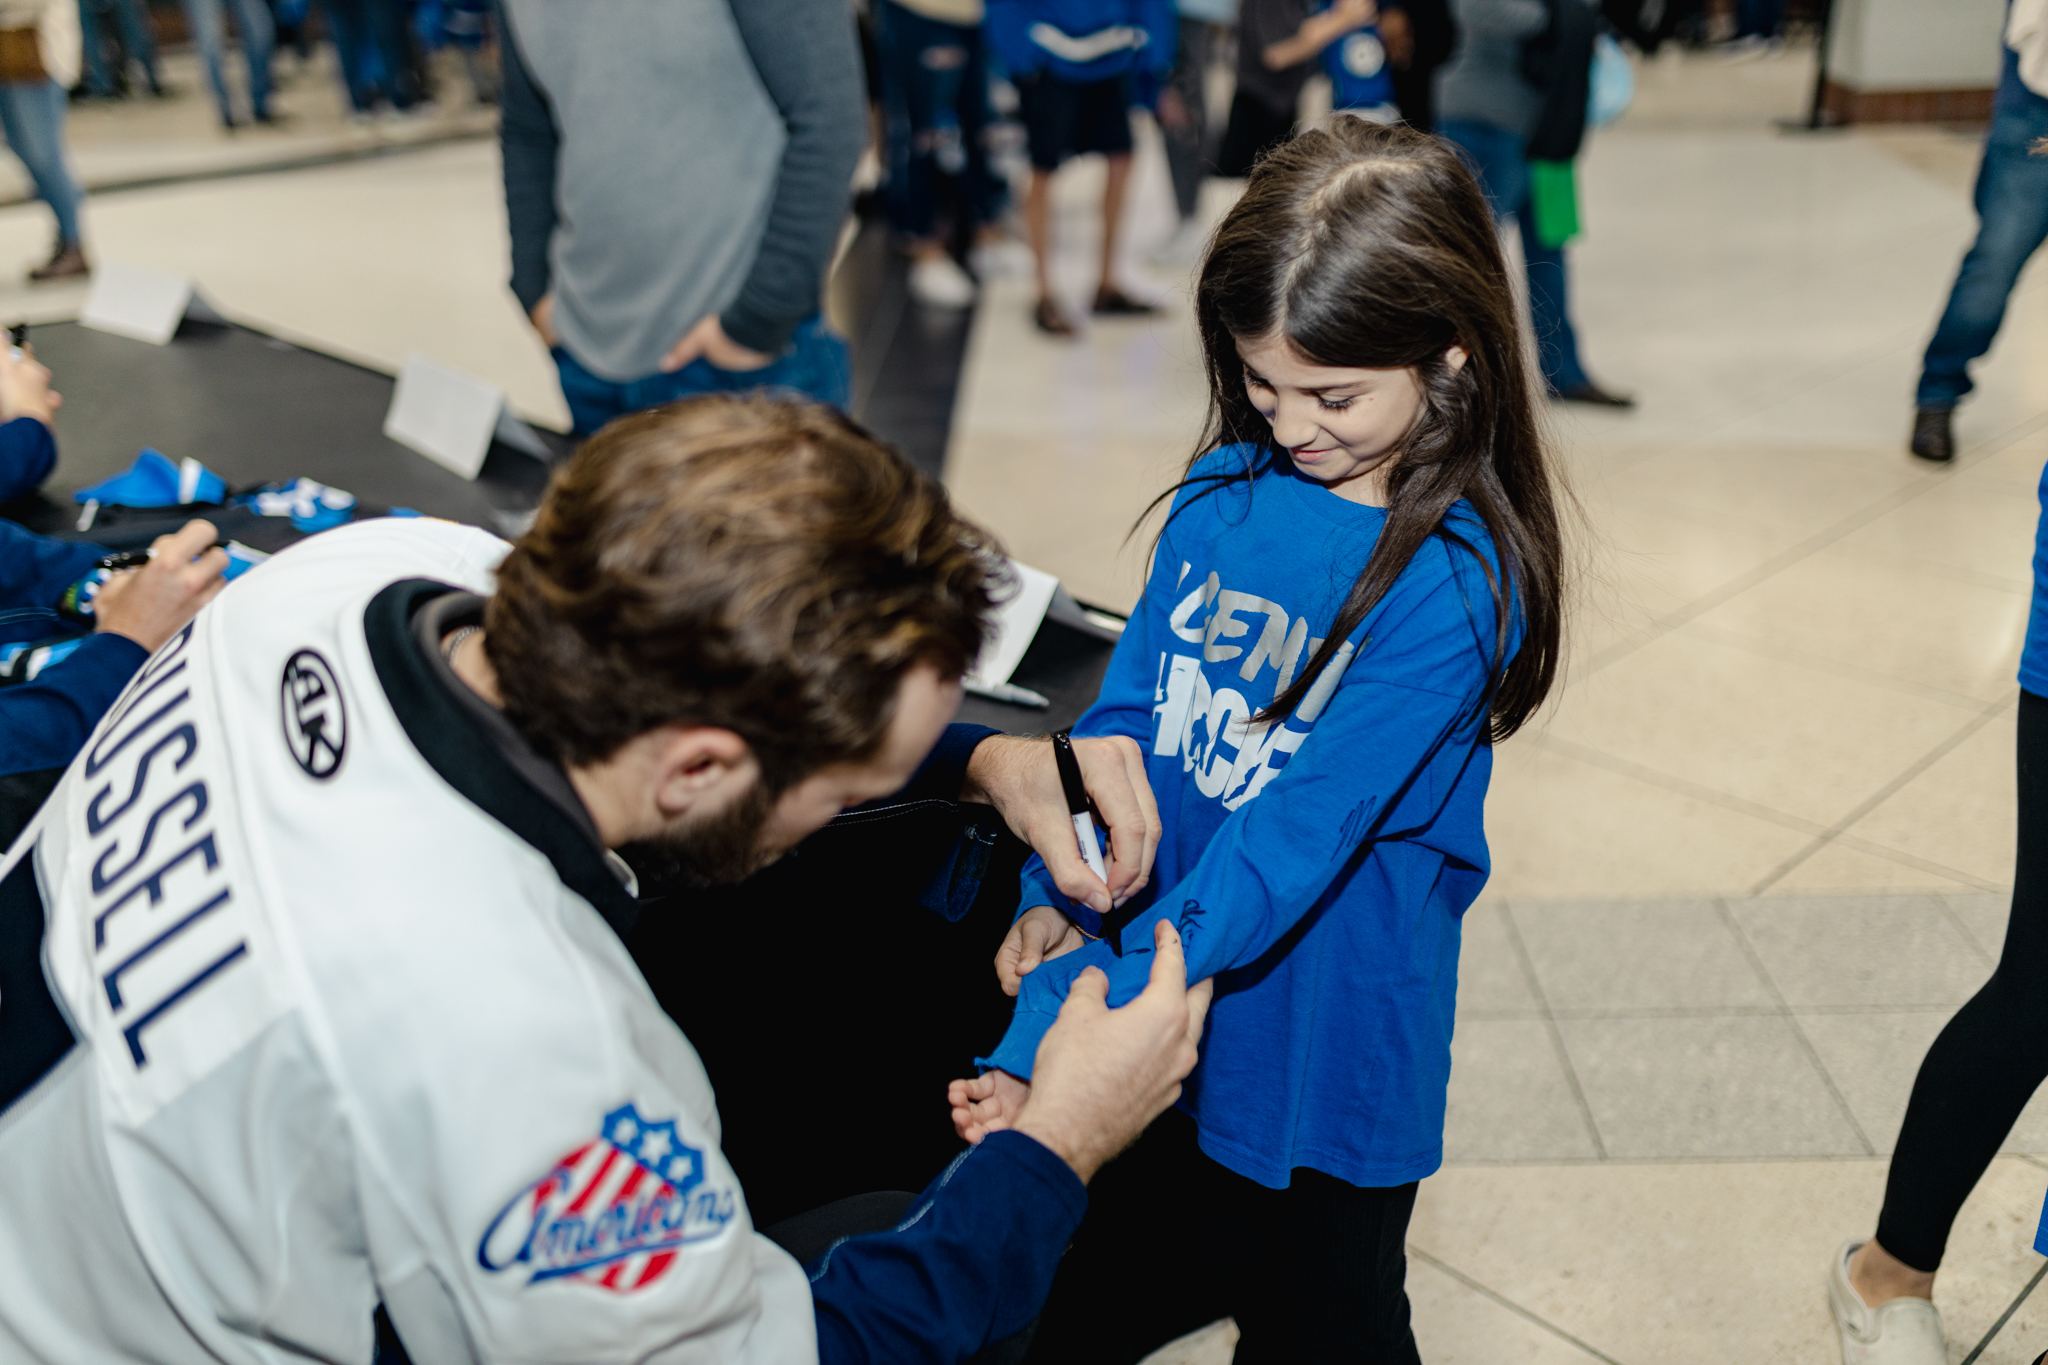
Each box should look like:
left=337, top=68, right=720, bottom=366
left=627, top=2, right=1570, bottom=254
left=1527, top=159, right=1581, bottom=250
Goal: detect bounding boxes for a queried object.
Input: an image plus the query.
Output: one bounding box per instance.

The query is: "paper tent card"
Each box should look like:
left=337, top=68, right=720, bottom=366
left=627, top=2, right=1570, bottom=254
left=383, top=352, right=551, bottom=480
left=967, top=559, right=1125, bottom=691
left=81, top=261, right=228, bottom=346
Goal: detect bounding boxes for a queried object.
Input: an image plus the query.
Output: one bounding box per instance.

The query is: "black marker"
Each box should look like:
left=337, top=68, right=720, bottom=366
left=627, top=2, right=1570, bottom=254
left=1052, top=729, right=1120, bottom=955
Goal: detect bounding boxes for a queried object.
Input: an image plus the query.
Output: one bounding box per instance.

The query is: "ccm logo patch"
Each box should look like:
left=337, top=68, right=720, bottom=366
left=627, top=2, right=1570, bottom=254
left=280, top=649, right=345, bottom=779
left=478, top=1104, right=738, bottom=1292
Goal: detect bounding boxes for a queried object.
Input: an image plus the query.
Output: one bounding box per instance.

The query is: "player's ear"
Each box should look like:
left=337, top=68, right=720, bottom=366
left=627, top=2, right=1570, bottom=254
left=650, top=726, right=755, bottom=815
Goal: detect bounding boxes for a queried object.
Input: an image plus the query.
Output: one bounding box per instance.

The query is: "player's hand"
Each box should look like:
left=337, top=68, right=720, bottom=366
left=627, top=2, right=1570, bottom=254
left=1335, top=0, right=1377, bottom=25
left=1011, top=920, right=1214, bottom=1184
left=529, top=293, right=558, bottom=348
left=0, top=342, right=59, bottom=426
left=961, top=734, right=1161, bottom=916
left=948, top=1069, right=1030, bottom=1145
left=996, top=904, right=1087, bottom=996
left=660, top=314, right=774, bottom=374
left=93, top=520, right=228, bottom=653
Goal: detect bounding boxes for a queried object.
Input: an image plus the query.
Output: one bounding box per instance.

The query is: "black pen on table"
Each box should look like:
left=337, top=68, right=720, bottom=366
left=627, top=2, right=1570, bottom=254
left=1051, top=729, right=1121, bottom=956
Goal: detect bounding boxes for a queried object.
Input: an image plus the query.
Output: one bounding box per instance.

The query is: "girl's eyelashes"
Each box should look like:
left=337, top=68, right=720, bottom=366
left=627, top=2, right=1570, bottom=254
left=1318, top=396, right=1354, bottom=413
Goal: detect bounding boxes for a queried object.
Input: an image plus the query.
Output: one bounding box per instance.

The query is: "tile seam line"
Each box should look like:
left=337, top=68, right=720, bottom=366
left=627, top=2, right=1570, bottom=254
left=1960, top=1258, right=2048, bottom=1365
left=1749, top=698, right=2015, bottom=895
left=1577, top=422, right=2048, bottom=681
left=1821, top=833, right=2008, bottom=894
left=1713, top=896, right=1876, bottom=1155
left=1523, top=732, right=1832, bottom=838
left=1405, top=1245, right=1628, bottom=1365
left=1500, top=903, right=1608, bottom=1160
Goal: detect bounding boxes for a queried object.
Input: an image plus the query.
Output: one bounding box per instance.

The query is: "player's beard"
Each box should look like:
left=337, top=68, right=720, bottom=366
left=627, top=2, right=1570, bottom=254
left=630, top=777, right=786, bottom=889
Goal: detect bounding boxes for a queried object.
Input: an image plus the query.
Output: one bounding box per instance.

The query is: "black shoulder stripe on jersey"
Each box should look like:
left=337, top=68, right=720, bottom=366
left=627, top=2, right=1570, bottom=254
left=0, top=846, right=77, bottom=1114
left=364, top=579, right=640, bottom=942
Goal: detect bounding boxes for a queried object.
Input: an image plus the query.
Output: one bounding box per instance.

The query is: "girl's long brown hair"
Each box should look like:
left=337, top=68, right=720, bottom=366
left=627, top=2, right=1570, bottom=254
left=1158, top=118, right=1564, bottom=740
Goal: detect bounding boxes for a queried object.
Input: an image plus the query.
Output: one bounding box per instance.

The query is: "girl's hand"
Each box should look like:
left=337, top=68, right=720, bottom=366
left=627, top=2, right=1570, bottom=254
left=948, top=1070, right=1031, bottom=1145
left=996, top=905, right=1088, bottom=996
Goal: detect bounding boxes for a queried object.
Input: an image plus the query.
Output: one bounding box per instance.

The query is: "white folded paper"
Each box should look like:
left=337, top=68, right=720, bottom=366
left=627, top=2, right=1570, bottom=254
left=383, top=352, right=551, bottom=480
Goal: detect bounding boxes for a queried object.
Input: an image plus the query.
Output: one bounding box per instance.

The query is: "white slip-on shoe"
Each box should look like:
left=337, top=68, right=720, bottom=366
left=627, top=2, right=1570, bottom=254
left=909, top=254, right=976, bottom=309
left=1829, top=1240, right=1946, bottom=1365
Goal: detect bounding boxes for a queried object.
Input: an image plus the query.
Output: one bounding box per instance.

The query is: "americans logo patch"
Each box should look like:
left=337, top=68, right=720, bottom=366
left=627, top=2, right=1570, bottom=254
left=477, top=1104, right=739, bottom=1292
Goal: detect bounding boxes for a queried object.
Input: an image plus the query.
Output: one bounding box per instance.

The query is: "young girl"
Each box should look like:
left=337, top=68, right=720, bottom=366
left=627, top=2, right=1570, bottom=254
left=948, top=118, right=1565, bottom=1361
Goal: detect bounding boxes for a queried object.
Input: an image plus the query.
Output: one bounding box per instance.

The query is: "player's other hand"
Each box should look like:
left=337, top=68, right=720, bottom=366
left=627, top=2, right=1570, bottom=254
left=529, top=293, right=559, bottom=348
left=0, top=342, right=59, bottom=426
left=961, top=734, right=1162, bottom=916
left=1010, top=920, right=1214, bottom=1185
left=659, top=314, right=774, bottom=374
left=948, top=1069, right=1029, bottom=1145
left=93, top=520, right=228, bottom=653
left=996, top=904, right=1087, bottom=996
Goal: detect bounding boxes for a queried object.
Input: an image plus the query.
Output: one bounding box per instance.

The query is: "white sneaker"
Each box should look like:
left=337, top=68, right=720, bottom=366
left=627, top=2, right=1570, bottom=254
left=1147, top=218, right=1210, bottom=269
left=909, top=254, right=977, bottom=309
left=968, top=237, right=1033, bottom=282
left=1828, top=1240, right=1946, bottom=1365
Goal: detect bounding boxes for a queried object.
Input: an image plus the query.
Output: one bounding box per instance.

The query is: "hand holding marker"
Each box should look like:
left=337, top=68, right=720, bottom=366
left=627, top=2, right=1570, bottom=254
left=1052, top=729, right=1128, bottom=955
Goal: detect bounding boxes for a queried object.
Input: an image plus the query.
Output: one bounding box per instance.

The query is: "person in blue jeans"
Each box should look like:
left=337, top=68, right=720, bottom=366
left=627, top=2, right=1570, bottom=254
left=76, top=0, right=163, bottom=98
left=0, top=7, right=88, bottom=283
left=1910, top=47, right=2048, bottom=464
left=874, top=0, right=1009, bottom=310
left=180, top=0, right=275, bottom=126
left=318, top=0, right=420, bottom=114
left=1436, top=0, right=1631, bottom=407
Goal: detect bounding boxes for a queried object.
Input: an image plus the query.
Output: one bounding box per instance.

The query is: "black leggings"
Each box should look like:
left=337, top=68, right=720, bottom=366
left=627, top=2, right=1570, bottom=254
left=1876, top=689, right=2048, bottom=1273
left=1022, top=1110, right=1424, bottom=1365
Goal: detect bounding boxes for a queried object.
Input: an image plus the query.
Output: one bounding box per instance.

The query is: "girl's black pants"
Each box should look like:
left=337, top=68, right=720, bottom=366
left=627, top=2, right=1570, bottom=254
left=1021, top=1109, right=1425, bottom=1364
left=1877, top=689, right=2048, bottom=1272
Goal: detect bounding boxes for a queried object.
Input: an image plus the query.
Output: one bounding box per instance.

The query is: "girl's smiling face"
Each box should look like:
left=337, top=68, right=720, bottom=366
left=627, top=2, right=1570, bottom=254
left=1235, top=333, right=1465, bottom=507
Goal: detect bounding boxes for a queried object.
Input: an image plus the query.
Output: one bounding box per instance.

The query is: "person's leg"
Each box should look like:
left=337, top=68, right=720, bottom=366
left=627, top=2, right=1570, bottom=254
left=1159, top=17, right=1209, bottom=223
left=1861, top=689, right=2048, bottom=1285
left=1215, top=89, right=1295, bottom=178
left=1022, top=1110, right=1237, bottom=1363
left=1012, top=72, right=1075, bottom=331
left=553, top=346, right=636, bottom=438
left=0, top=83, right=84, bottom=248
left=365, top=0, right=419, bottom=108
left=76, top=0, right=115, bottom=97
left=956, top=23, right=1006, bottom=233
left=1518, top=204, right=1590, bottom=394
left=181, top=0, right=235, bottom=123
left=1099, top=151, right=1133, bottom=295
left=226, top=0, right=275, bottom=118
left=1231, top=1171, right=1424, bottom=1365
left=318, top=0, right=375, bottom=111
left=1916, top=110, right=2048, bottom=413
left=875, top=0, right=939, bottom=245
left=1436, top=118, right=1526, bottom=225
left=111, top=0, right=161, bottom=90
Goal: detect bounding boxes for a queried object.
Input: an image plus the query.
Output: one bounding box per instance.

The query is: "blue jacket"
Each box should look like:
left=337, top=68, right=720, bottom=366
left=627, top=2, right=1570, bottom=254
left=0, top=519, right=143, bottom=779
left=0, top=416, right=54, bottom=504
left=981, top=448, right=1515, bottom=1189
left=986, top=0, right=1177, bottom=84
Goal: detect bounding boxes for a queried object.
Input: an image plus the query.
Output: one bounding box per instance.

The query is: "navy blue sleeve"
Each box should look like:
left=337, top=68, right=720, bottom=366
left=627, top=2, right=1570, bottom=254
left=0, top=519, right=103, bottom=610
left=0, top=633, right=147, bottom=777
left=809, top=1130, right=1087, bottom=1364
left=0, top=418, right=55, bottom=504
left=892, top=722, right=999, bottom=806
left=497, top=4, right=559, bottom=317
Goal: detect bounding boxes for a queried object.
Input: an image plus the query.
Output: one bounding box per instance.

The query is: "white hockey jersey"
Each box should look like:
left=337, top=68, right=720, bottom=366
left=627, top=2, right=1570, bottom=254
left=0, top=519, right=815, bottom=1364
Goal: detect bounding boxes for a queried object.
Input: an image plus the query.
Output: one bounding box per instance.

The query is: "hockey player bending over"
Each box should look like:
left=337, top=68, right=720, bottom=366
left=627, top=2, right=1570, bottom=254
left=0, top=395, right=1210, bottom=1365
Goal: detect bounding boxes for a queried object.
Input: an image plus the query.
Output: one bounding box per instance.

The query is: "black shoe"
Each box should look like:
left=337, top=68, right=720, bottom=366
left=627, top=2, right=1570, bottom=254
left=1910, top=407, right=1954, bottom=463
left=1034, top=298, right=1077, bottom=338
left=1091, top=286, right=1159, bottom=317
left=1556, top=381, right=1636, bottom=409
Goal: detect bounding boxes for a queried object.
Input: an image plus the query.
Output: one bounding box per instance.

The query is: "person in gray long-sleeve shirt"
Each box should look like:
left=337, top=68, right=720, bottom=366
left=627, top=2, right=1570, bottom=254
left=499, top=0, right=868, bottom=435
left=1435, top=0, right=1631, bottom=407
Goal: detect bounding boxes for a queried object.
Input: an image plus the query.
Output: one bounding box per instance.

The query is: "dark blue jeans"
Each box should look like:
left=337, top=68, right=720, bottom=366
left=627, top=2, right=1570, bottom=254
left=1916, top=102, right=2048, bottom=410
left=1438, top=119, right=1590, bottom=394
left=77, top=0, right=160, bottom=96
left=875, top=0, right=1006, bottom=241
left=553, top=315, right=852, bottom=437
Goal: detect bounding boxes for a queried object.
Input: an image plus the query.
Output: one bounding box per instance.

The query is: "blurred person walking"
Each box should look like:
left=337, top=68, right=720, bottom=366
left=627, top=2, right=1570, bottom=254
left=318, top=0, right=424, bottom=113
left=181, top=0, right=276, bottom=125
left=502, top=0, right=866, bottom=434
left=986, top=0, right=1177, bottom=335
left=1151, top=0, right=1235, bottom=266
left=1907, top=13, right=2048, bottom=464
left=1437, top=0, right=1632, bottom=407
left=0, top=0, right=87, bottom=280
left=1216, top=0, right=1371, bottom=176
left=874, top=0, right=1007, bottom=308
left=74, top=0, right=161, bottom=97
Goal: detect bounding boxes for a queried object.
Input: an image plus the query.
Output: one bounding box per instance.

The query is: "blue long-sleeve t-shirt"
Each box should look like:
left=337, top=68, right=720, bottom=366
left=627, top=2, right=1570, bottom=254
left=0, top=519, right=145, bottom=779
left=986, top=0, right=1178, bottom=84
left=980, top=447, right=1515, bottom=1189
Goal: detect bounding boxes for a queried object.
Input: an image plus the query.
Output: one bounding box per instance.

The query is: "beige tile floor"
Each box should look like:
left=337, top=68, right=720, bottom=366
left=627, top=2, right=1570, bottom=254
left=1, top=33, right=2042, bottom=1363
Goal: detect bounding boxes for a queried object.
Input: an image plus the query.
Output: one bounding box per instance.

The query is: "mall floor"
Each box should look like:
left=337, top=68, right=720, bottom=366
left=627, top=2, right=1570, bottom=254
left=10, top=36, right=2047, bottom=1365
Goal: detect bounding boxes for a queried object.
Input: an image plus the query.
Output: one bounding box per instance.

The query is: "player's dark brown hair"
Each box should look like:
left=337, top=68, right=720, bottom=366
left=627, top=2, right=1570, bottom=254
left=486, top=394, right=1001, bottom=789
left=1160, top=116, right=1565, bottom=740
